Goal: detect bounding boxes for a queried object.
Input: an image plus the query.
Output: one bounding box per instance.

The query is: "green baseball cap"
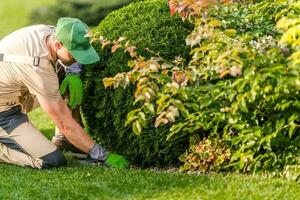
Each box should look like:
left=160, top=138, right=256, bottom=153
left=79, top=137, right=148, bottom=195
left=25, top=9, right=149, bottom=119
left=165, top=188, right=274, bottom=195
left=55, top=17, right=99, bottom=64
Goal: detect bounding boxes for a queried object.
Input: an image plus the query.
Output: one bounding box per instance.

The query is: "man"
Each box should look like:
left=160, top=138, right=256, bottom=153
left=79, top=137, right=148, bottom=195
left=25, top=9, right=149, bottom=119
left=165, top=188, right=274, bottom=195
left=0, top=17, right=129, bottom=169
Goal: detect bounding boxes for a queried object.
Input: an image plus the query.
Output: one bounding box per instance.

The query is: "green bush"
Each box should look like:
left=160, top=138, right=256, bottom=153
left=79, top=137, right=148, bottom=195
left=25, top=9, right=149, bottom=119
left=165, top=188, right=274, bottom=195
left=100, top=0, right=300, bottom=173
left=81, top=0, right=193, bottom=167
left=30, top=0, right=142, bottom=26
left=175, top=1, right=300, bottom=173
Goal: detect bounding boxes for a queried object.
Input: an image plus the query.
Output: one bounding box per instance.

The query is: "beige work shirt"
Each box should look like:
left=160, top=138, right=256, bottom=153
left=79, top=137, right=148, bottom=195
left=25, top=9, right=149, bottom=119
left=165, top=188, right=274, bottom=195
left=0, top=25, right=60, bottom=111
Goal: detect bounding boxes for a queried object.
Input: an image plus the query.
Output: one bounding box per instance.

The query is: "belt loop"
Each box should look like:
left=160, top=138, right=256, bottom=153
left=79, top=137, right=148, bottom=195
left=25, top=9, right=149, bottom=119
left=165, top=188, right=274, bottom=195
left=33, top=57, right=40, bottom=66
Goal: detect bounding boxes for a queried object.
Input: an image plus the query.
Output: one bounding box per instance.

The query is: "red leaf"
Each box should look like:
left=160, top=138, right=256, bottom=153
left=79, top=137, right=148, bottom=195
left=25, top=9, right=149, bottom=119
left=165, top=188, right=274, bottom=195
left=111, top=44, right=120, bottom=53
left=168, top=0, right=177, bottom=16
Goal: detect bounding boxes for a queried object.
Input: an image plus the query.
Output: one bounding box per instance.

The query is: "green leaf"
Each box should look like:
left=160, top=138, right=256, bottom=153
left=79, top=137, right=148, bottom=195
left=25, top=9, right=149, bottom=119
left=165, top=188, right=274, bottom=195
left=142, top=103, right=155, bottom=114
left=125, top=109, right=139, bottom=126
left=172, top=99, right=185, bottom=111
left=167, top=122, right=189, bottom=141
left=138, top=112, right=147, bottom=127
left=288, top=125, right=296, bottom=138
left=180, top=108, right=190, bottom=118
left=186, top=103, right=199, bottom=111
left=275, top=118, right=285, bottom=131
left=232, top=123, right=246, bottom=130
left=224, top=29, right=237, bottom=37
left=240, top=98, right=248, bottom=113
left=243, top=68, right=255, bottom=79
left=133, top=120, right=142, bottom=136
left=208, top=18, right=221, bottom=27
left=128, top=60, right=135, bottom=68
left=172, top=99, right=189, bottom=117
left=157, top=95, right=170, bottom=105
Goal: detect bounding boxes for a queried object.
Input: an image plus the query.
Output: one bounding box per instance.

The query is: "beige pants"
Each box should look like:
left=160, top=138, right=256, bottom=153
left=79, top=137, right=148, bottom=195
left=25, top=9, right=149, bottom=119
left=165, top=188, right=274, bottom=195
left=0, top=93, right=67, bottom=169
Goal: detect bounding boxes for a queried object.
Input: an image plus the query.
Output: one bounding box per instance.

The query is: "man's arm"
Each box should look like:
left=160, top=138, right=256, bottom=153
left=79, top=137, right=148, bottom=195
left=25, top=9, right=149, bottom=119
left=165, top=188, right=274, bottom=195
left=37, top=96, right=94, bottom=153
left=37, top=95, right=129, bottom=168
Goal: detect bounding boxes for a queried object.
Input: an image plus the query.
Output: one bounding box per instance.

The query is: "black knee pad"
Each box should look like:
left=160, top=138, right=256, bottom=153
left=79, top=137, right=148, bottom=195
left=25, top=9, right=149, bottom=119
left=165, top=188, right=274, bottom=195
left=40, top=149, right=67, bottom=169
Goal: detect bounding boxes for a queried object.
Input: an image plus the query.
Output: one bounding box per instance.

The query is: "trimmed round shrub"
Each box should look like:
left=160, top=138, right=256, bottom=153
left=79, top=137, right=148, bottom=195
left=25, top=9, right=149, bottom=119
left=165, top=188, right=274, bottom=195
left=81, top=0, right=193, bottom=167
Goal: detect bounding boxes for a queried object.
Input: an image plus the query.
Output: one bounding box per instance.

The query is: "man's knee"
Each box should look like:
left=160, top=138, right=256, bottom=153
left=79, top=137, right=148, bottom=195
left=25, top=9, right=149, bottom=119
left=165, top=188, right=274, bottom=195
left=40, top=149, right=67, bottom=169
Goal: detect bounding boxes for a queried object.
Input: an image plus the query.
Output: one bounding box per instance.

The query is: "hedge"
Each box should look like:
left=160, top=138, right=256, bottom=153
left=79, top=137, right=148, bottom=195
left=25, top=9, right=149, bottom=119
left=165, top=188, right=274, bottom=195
left=81, top=0, right=193, bottom=167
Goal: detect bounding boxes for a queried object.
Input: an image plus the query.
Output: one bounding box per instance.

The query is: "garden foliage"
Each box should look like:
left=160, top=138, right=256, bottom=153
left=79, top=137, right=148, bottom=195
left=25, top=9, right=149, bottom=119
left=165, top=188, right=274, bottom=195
left=81, top=0, right=193, bottom=167
left=179, top=138, right=231, bottom=173
left=101, top=0, right=300, bottom=173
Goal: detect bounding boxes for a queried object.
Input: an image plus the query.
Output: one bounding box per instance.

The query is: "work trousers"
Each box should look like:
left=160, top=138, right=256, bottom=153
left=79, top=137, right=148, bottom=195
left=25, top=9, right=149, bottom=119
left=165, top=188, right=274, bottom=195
left=0, top=96, right=67, bottom=169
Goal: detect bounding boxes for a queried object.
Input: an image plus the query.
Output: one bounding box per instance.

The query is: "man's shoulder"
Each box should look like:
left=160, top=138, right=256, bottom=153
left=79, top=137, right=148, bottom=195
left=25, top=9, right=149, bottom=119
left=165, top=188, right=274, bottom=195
left=22, top=24, right=55, bottom=33
left=1, top=25, right=53, bottom=40
left=0, top=24, right=55, bottom=57
left=14, top=25, right=54, bottom=39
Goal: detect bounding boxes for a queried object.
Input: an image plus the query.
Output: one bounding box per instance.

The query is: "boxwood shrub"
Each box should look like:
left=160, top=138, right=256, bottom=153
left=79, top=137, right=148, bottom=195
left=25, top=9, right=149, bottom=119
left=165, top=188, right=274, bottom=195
left=81, top=0, right=193, bottom=167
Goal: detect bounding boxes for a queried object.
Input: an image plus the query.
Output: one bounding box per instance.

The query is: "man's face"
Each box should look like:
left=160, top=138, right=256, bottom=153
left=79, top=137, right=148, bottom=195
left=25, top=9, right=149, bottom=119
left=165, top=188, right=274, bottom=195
left=55, top=42, right=76, bottom=65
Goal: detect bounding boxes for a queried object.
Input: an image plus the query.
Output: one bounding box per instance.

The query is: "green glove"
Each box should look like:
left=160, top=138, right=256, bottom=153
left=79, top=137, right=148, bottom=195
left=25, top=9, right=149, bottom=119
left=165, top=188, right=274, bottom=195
left=60, top=74, right=83, bottom=109
left=104, top=153, right=129, bottom=169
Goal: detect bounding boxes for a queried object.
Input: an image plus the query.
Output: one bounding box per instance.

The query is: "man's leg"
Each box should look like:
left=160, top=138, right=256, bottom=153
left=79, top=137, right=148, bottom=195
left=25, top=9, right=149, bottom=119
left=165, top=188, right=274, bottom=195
left=0, top=143, right=43, bottom=168
left=0, top=121, right=67, bottom=169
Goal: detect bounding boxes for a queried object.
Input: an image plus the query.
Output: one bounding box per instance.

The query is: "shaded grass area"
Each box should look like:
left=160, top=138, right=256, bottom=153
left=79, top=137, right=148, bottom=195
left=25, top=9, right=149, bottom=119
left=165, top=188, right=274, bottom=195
left=0, top=162, right=299, bottom=200
left=28, top=108, right=55, bottom=139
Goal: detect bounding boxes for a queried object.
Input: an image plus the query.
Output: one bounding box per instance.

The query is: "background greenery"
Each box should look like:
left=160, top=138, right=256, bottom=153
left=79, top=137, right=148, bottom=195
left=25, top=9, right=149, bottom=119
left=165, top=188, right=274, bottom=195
left=0, top=0, right=55, bottom=38
left=30, top=0, right=143, bottom=27
left=0, top=0, right=299, bottom=199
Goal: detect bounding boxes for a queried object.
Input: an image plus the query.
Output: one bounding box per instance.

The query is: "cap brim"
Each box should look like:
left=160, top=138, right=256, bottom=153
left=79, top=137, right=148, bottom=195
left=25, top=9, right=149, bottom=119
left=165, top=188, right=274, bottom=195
left=70, top=45, right=100, bottom=65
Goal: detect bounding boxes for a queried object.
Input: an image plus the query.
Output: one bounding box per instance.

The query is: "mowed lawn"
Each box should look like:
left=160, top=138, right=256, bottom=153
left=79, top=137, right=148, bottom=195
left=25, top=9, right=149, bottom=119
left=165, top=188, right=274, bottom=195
left=0, top=1, right=299, bottom=200
left=1, top=162, right=299, bottom=200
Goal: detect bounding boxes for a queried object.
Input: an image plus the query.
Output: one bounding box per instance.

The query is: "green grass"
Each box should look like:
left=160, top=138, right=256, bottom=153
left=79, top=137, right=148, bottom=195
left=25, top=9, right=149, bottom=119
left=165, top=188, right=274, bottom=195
left=0, top=162, right=299, bottom=200
left=26, top=108, right=299, bottom=200
left=0, top=0, right=55, bottom=38
left=28, top=108, right=55, bottom=139
left=0, top=1, right=299, bottom=199
left=23, top=109, right=300, bottom=200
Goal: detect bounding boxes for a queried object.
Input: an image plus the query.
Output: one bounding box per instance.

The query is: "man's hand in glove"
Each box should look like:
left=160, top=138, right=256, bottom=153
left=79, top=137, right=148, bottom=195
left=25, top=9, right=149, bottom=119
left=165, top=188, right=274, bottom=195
left=87, top=143, right=129, bottom=169
left=60, top=74, right=83, bottom=109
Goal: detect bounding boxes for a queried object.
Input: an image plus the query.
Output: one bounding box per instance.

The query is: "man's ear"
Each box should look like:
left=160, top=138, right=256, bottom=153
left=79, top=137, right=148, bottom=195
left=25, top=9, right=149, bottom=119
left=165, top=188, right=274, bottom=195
left=54, top=41, right=63, bottom=50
